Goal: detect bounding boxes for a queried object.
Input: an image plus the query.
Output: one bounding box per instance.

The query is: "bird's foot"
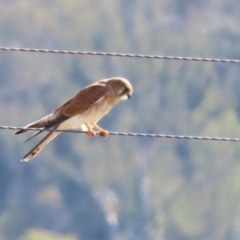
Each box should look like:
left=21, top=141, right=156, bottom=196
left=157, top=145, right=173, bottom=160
left=86, top=129, right=96, bottom=137
left=99, top=130, right=109, bottom=138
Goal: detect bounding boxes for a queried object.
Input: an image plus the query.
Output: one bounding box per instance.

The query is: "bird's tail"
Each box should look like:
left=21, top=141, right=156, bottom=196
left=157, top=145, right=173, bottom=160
left=21, top=128, right=60, bottom=162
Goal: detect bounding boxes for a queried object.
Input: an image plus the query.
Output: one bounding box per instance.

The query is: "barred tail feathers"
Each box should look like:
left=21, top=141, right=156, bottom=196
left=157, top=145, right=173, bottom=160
left=21, top=129, right=60, bottom=162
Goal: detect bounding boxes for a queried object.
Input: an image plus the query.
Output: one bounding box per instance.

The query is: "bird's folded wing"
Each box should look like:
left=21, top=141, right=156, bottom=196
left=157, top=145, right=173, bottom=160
left=61, top=84, right=108, bottom=117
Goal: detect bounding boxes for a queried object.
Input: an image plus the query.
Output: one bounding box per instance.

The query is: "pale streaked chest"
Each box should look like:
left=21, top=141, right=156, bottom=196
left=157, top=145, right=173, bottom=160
left=84, top=97, right=120, bottom=124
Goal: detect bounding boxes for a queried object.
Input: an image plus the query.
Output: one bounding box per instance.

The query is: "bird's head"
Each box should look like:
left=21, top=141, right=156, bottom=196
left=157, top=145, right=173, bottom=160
left=105, top=77, right=133, bottom=100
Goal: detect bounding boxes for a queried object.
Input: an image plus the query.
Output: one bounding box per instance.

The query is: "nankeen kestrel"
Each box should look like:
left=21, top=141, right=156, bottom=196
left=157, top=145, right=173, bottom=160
left=15, top=77, right=133, bottom=161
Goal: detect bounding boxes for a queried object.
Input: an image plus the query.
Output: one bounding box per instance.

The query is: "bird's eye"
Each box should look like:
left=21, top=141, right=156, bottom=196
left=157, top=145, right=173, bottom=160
left=122, top=87, right=129, bottom=96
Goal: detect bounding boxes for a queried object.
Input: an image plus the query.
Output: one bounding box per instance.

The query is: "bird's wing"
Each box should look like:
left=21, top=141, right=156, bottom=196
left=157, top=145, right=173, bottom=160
left=56, top=83, right=108, bottom=117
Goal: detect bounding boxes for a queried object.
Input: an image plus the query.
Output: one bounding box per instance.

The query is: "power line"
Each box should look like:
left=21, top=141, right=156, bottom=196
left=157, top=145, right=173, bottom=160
left=2, top=126, right=240, bottom=142
left=1, top=47, right=240, bottom=64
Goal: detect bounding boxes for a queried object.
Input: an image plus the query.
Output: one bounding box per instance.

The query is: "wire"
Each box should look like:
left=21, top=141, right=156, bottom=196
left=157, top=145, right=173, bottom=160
left=2, top=126, right=240, bottom=142
left=1, top=47, right=240, bottom=64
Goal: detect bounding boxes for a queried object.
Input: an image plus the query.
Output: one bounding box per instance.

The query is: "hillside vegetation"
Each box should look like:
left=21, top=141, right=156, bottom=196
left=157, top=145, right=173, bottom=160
left=1, top=0, right=240, bottom=239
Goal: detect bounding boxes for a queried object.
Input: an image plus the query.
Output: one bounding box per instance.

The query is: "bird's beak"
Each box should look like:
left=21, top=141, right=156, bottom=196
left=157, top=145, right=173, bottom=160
left=127, top=93, right=131, bottom=99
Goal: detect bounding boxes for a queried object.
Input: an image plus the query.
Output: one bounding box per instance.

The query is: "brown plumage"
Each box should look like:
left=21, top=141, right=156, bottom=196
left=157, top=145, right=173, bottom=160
left=15, top=77, right=133, bottom=161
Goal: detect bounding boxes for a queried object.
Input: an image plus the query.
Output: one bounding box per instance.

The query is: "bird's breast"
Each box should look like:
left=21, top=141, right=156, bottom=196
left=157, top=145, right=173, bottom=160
left=83, top=97, right=120, bottom=124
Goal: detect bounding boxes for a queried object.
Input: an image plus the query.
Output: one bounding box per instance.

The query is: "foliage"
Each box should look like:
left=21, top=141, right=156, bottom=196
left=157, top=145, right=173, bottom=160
left=22, top=229, right=76, bottom=240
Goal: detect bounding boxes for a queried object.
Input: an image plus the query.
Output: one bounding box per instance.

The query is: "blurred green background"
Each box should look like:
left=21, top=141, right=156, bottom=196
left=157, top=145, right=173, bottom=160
left=1, top=0, right=240, bottom=239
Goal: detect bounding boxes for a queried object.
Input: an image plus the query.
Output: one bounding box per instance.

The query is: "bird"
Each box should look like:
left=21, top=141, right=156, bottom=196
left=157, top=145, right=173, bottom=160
left=15, top=77, right=133, bottom=162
